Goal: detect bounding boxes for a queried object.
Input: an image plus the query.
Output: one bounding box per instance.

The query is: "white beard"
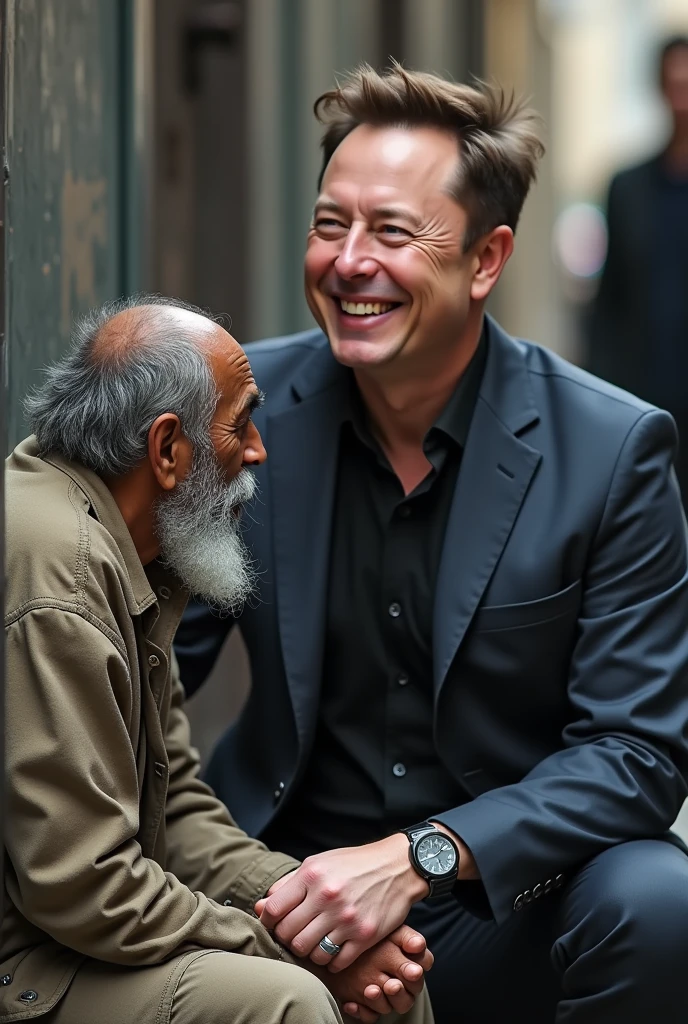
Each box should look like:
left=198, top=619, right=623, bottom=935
left=155, top=443, right=259, bottom=614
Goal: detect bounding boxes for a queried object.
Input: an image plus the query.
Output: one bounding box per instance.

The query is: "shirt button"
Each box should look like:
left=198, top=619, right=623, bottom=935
left=223, top=898, right=233, bottom=906
left=388, top=602, right=401, bottom=618
left=158, top=585, right=172, bottom=600
left=19, top=991, right=38, bottom=1004
left=392, top=762, right=407, bottom=778
left=0, top=975, right=11, bottom=986
left=398, top=504, right=412, bottom=519
left=397, top=672, right=409, bottom=687
left=148, top=654, right=161, bottom=668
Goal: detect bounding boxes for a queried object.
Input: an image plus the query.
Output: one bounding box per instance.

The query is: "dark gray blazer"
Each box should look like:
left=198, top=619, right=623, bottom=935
left=175, top=315, right=688, bottom=925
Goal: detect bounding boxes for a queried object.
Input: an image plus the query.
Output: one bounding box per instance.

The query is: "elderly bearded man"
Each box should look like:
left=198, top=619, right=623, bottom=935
left=2, top=295, right=435, bottom=1024
left=177, top=65, right=688, bottom=1024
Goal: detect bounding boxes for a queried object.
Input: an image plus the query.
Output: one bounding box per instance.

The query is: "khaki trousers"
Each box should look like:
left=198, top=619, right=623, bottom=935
left=43, top=949, right=435, bottom=1024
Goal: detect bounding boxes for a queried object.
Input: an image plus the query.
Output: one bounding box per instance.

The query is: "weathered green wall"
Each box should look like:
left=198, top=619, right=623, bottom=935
left=5, top=0, right=127, bottom=449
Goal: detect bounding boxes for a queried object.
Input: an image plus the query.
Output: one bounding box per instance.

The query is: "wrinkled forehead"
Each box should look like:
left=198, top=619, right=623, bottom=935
left=203, top=332, right=256, bottom=404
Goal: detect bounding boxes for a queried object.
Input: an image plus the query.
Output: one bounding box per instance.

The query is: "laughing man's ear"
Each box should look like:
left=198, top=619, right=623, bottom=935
left=469, top=225, right=514, bottom=303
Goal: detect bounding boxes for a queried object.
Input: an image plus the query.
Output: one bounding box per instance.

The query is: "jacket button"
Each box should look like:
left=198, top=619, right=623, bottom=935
left=513, top=894, right=524, bottom=912
left=523, top=889, right=533, bottom=904
left=0, top=975, right=11, bottom=986
left=554, top=873, right=565, bottom=888
left=273, top=781, right=285, bottom=802
left=148, top=654, right=161, bottom=668
left=19, top=991, right=38, bottom=1003
left=544, top=878, right=554, bottom=894
left=533, top=883, right=543, bottom=899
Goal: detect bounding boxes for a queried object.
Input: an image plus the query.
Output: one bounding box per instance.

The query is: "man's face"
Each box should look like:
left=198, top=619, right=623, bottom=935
left=155, top=332, right=267, bottom=613
left=662, top=46, right=688, bottom=117
left=304, top=124, right=479, bottom=374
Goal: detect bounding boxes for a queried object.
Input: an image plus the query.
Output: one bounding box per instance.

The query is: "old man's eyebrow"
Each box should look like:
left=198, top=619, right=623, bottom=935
left=243, top=389, right=266, bottom=416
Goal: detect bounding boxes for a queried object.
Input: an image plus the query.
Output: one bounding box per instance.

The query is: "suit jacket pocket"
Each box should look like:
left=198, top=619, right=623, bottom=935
left=471, top=578, right=583, bottom=633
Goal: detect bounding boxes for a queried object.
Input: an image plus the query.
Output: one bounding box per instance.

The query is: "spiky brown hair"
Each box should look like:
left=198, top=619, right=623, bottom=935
left=314, top=61, right=545, bottom=250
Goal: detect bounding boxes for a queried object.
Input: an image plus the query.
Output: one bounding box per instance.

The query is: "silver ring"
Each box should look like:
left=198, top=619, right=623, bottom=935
left=318, top=934, right=341, bottom=957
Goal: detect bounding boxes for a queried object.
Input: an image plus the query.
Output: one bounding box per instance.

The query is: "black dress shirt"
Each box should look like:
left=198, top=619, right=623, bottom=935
left=263, top=337, right=487, bottom=860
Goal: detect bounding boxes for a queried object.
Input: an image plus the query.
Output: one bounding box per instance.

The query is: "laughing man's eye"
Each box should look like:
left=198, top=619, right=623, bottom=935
left=380, top=224, right=411, bottom=237
left=314, top=218, right=346, bottom=231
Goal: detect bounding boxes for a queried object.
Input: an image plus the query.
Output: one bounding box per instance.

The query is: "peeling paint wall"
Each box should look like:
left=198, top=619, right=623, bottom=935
left=6, top=0, right=124, bottom=448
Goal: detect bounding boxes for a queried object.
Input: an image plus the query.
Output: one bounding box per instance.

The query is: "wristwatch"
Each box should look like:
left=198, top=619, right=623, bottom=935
left=400, top=821, right=459, bottom=899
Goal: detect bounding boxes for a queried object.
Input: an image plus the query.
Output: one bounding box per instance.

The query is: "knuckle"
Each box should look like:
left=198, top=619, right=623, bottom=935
left=321, top=884, right=343, bottom=904
left=290, top=936, right=310, bottom=957
left=340, top=904, right=357, bottom=925
left=358, top=920, right=377, bottom=942
left=302, top=861, right=322, bottom=885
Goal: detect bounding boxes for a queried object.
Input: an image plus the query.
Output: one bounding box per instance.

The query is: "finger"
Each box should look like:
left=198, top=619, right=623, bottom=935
left=285, top=922, right=349, bottom=964
left=400, top=960, right=424, bottom=983
left=258, top=875, right=309, bottom=931
left=342, top=1004, right=379, bottom=1023
left=382, top=978, right=415, bottom=1016
left=393, top=925, right=427, bottom=956
left=361, top=985, right=392, bottom=1015
left=254, top=898, right=267, bottom=916
left=327, top=939, right=365, bottom=973
left=415, top=948, right=434, bottom=972
left=394, top=963, right=425, bottom=996
left=272, top=904, right=336, bottom=952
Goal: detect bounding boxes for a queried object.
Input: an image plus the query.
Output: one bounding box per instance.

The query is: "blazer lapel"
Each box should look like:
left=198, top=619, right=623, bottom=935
left=433, top=318, right=542, bottom=693
left=266, top=343, right=348, bottom=747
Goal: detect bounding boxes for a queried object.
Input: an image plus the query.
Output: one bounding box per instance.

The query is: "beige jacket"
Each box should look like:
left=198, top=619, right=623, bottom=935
left=2, top=438, right=299, bottom=1022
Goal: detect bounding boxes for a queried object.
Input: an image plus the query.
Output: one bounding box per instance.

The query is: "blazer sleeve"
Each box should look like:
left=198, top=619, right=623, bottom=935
left=174, top=597, right=234, bottom=699
left=4, top=608, right=291, bottom=966
left=435, top=408, right=688, bottom=925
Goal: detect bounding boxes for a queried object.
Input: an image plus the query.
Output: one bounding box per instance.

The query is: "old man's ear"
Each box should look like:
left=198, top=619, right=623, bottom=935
left=147, top=413, right=190, bottom=491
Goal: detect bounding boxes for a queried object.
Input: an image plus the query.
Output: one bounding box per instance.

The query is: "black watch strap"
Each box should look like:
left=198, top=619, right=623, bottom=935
left=400, top=821, right=459, bottom=899
left=401, top=821, right=437, bottom=842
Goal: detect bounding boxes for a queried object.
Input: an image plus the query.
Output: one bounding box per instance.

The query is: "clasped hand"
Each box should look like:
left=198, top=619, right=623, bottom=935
left=320, top=924, right=433, bottom=1022
left=255, top=834, right=430, bottom=971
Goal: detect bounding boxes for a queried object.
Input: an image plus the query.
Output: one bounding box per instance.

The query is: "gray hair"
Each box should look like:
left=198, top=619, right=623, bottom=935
left=25, top=294, right=221, bottom=477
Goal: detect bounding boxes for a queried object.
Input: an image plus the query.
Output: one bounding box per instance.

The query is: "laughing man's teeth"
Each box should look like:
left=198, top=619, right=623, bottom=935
left=340, top=299, right=394, bottom=315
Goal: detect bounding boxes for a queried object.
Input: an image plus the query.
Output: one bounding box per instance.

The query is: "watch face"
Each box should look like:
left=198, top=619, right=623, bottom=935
left=416, top=834, right=457, bottom=876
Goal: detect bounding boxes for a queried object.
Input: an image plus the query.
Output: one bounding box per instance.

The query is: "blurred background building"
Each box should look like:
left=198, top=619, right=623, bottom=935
left=3, top=0, right=688, bottom=834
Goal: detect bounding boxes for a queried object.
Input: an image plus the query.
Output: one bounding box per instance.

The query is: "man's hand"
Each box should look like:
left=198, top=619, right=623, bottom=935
left=255, top=834, right=429, bottom=970
left=308, top=924, right=433, bottom=1023
left=256, top=826, right=477, bottom=970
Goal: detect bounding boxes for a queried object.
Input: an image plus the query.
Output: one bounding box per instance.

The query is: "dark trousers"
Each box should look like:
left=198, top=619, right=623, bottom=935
left=407, top=837, right=688, bottom=1024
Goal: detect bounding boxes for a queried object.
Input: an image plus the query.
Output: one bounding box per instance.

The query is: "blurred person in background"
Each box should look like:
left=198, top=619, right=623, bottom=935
left=177, top=65, right=688, bottom=1024
left=588, top=35, right=688, bottom=497
left=2, top=295, right=434, bottom=1024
